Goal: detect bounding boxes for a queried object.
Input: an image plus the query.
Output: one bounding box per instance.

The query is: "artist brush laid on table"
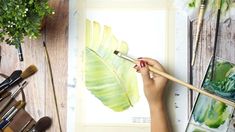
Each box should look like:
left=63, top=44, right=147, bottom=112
left=191, top=0, right=207, bottom=66
left=0, top=100, right=25, bottom=129
left=0, top=81, right=28, bottom=114
left=27, top=116, right=52, bottom=132
left=0, top=93, right=11, bottom=102
left=0, top=65, right=38, bottom=95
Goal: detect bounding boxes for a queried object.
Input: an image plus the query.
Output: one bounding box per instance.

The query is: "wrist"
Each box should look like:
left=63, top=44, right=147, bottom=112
left=149, top=101, right=165, bottom=113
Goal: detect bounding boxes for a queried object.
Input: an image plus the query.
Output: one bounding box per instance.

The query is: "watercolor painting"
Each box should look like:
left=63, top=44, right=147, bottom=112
left=203, top=59, right=235, bottom=102
left=186, top=58, right=235, bottom=132
left=85, top=19, right=139, bottom=112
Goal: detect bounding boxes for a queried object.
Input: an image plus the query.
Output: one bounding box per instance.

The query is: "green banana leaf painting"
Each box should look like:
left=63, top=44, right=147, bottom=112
left=186, top=57, right=235, bottom=132
left=85, top=19, right=139, bottom=112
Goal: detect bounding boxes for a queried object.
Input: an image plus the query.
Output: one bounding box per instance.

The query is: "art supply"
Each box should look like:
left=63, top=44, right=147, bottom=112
left=0, top=101, right=25, bottom=129
left=0, top=92, right=11, bottom=102
left=0, top=81, right=28, bottom=114
left=3, top=126, right=14, bottom=132
left=28, top=116, right=52, bottom=132
left=43, top=41, right=62, bottom=132
left=18, top=43, right=24, bottom=61
left=0, top=73, right=8, bottom=79
left=211, top=0, right=222, bottom=80
left=0, top=45, right=1, bottom=65
left=186, top=57, right=235, bottom=131
left=19, top=118, right=33, bottom=132
left=1, top=101, right=21, bottom=120
left=0, top=71, right=22, bottom=91
left=113, top=50, right=235, bottom=107
left=191, top=0, right=207, bottom=66
left=0, top=65, right=37, bottom=93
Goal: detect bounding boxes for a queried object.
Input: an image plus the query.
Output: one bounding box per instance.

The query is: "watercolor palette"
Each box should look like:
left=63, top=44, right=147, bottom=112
left=186, top=57, right=235, bottom=132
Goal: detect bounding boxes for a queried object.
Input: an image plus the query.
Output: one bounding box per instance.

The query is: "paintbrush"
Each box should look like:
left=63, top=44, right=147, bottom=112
left=0, top=92, right=11, bottom=102
left=0, top=65, right=37, bottom=93
left=114, top=50, right=235, bottom=107
left=0, top=70, right=22, bottom=91
left=19, top=118, right=33, bottom=132
left=28, top=116, right=52, bottom=132
left=1, top=101, right=21, bottom=120
left=43, top=41, right=62, bottom=132
left=0, top=81, right=28, bottom=114
left=18, top=43, right=24, bottom=61
left=0, top=45, right=1, bottom=66
left=211, top=0, right=222, bottom=80
left=0, top=101, right=25, bottom=129
left=191, top=0, right=207, bottom=66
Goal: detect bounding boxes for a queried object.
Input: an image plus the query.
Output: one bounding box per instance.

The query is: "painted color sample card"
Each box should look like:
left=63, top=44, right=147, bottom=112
left=186, top=58, right=235, bottom=132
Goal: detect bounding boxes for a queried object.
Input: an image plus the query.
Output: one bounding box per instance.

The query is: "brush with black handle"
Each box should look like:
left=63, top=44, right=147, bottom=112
left=0, top=81, right=28, bottom=114
left=0, top=70, right=22, bottom=90
left=0, top=65, right=38, bottom=94
left=211, top=0, right=222, bottom=80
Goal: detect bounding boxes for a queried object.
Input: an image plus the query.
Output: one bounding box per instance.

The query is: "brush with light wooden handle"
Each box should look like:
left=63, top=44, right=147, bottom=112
left=191, top=0, right=207, bottom=66
left=114, top=50, right=235, bottom=107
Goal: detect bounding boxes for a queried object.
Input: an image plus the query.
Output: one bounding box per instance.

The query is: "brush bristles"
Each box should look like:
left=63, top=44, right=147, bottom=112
left=113, top=50, right=119, bottom=55
left=35, top=116, right=52, bottom=131
left=20, top=65, right=38, bottom=79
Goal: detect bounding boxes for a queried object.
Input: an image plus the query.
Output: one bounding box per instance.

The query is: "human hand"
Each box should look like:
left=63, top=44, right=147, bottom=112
left=134, top=57, right=168, bottom=108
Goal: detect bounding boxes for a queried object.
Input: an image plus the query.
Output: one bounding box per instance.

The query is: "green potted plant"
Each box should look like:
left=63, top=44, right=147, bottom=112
left=0, top=0, right=54, bottom=60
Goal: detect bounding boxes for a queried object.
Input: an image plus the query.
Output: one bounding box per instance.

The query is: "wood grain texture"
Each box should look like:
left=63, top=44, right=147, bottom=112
left=191, top=17, right=235, bottom=130
left=191, top=18, right=235, bottom=93
left=0, top=0, right=68, bottom=131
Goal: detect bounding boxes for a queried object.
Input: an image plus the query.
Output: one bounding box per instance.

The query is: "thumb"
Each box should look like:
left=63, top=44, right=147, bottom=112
left=139, top=60, right=152, bottom=86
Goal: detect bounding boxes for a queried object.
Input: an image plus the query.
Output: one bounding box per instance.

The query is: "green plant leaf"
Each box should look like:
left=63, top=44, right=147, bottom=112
left=187, top=0, right=234, bottom=14
left=85, top=19, right=139, bottom=112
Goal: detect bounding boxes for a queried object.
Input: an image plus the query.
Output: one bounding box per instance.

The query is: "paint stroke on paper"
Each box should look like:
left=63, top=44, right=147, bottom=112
left=186, top=58, right=235, bottom=132
left=85, top=19, right=139, bottom=112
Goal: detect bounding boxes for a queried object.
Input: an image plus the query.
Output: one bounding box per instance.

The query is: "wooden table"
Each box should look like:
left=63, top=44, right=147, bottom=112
left=0, top=0, right=68, bottom=131
left=191, top=17, right=235, bottom=130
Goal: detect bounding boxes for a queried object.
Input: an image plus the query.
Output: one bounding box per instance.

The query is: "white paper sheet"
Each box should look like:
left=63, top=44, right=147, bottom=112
left=68, top=1, right=190, bottom=131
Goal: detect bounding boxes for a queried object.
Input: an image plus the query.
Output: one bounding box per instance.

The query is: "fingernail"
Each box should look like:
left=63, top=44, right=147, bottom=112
left=140, top=60, right=146, bottom=68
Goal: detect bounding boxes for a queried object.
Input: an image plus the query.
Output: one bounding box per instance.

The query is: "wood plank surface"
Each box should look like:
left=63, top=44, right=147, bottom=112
left=191, top=17, right=235, bottom=131
left=0, top=0, right=68, bottom=131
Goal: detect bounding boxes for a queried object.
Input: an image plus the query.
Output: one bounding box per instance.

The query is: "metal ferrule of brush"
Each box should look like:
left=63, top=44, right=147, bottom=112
left=0, top=77, right=22, bottom=92
left=0, top=70, right=22, bottom=91
left=114, top=51, right=136, bottom=63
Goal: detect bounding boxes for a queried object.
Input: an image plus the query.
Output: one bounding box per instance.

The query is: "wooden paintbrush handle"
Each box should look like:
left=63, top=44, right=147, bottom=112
left=191, top=1, right=207, bottom=66
left=217, top=0, right=221, bottom=9
left=0, top=98, right=13, bottom=114
left=148, top=66, right=235, bottom=107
